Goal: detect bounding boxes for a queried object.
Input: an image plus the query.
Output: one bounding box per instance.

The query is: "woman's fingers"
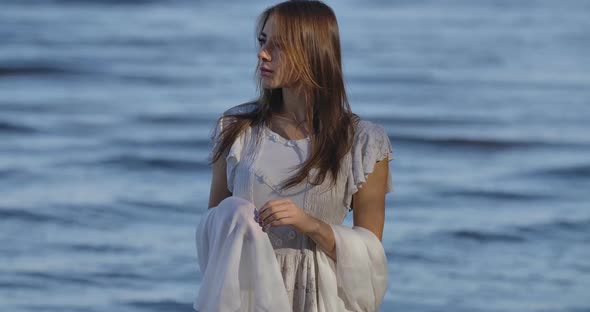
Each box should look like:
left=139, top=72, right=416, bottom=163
left=254, top=199, right=295, bottom=232
left=257, top=205, right=288, bottom=224
left=260, top=211, right=290, bottom=227
left=258, top=199, right=291, bottom=216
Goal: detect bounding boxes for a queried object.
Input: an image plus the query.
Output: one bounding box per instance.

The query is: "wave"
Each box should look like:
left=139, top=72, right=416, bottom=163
left=0, top=102, right=53, bottom=113
left=0, top=64, right=77, bottom=77
left=0, top=208, right=73, bottom=225
left=528, top=164, right=590, bottom=179
left=0, top=204, right=132, bottom=228
left=436, top=189, right=555, bottom=201
left=134, top=114, right=211, bottom=125
left=0, top=168, right=31, bottom=178
left=516, top=218, right=590, bottom=235
left=18, top=271, right=103, bottom=286
left=387, top=249, right=458, bottom=265
left=438, top=218, right=590, bottom=244
left=58, top=243, right=133, bottom=254
left=351, top=71, right=589, bottom=90
left=0, top=120, right=39, bottom=134
left=448, top=229, right=525, bottom=243
left=113, top=73, right=199, bottom=86
left=1, top=0, right=176, bottom=5
left=370, top=116, right=500, bottom=127
left=97, top=154, right=207, bottom=171
left=0, top=280, right=46, bottom=290
left=351, top=72, right=437, bottom=85
left=117, top=197, right=193, bottom=214
left=388, top=133, right=578, bottom=150
left=109, top=137, right=208, bottom=150
left=125, top=299, right=191, bottom=311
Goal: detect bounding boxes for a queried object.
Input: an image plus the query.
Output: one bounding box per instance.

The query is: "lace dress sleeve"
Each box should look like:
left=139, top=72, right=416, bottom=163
left=207, top=115, right=245, bottom=193
left=343, top=120, right=394, bottom=210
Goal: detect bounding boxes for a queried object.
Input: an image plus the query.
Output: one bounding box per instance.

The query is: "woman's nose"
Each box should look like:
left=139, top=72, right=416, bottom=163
left=258, top=48, right=271, bottom=62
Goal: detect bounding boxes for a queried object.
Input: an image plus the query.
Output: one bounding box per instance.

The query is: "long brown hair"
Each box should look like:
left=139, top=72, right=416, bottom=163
left=209, top=0, right=360, bottom=191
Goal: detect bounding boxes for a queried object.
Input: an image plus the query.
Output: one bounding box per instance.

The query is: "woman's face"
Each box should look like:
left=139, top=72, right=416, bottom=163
left=257, top=14, right=288, bottom=89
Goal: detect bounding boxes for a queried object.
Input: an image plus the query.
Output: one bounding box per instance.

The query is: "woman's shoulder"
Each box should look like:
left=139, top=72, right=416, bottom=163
left=222, top=101, right=258, bottom=117
left=350, top=117, right=393, bottom=161
left=354, top=118, right=388, bottom=140
left=212, top=101, right=258, bottom=131
left=344, top=117, right=394, bottom=209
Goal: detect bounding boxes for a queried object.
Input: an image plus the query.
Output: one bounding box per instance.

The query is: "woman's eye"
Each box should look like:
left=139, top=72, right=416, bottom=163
left=257, top=38, right=266, bottom=46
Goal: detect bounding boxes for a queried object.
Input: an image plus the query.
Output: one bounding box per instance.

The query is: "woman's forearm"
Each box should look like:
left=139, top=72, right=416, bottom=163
left=304, top=215, right=337, bottom=262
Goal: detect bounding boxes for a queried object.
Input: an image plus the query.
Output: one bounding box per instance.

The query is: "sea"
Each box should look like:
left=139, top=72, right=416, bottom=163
left=1, top=0, right=589, bottom=311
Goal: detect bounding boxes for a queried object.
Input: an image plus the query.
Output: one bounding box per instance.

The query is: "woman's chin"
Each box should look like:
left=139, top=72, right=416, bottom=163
left=261, top=80, right=276, bottom=89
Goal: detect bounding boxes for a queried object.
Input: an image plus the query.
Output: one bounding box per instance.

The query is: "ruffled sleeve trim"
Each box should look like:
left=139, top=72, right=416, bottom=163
left=225, top=128, right=245, bottom=194
left=207, top=103, right=256, bottom=193
left=209, top=117, right=245, bottom=193
left=207, top=115, right=226, bottom=163
left=344, top=120, right=394, bottom=210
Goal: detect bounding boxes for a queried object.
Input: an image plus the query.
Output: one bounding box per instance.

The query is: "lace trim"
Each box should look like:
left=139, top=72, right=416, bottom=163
left=262, top=123, right=310, bottom=146
left=344, top=120, right=394, bottom=211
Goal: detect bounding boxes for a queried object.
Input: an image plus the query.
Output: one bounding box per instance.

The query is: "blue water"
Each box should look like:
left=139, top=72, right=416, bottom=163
left=1, top=0, right=589, bottom=311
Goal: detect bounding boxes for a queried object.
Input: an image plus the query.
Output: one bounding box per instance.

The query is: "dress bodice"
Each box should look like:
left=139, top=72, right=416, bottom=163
left=206, top=102, right=394, bottom=312
left=207, top=102, right=394, bottom=226
left=250, top=123, right=315, bottom=250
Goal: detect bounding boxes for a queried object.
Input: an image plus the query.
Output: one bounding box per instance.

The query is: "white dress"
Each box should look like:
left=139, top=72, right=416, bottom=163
left=253, top=123, right=319, bottom=310
left=196, top=102, right=394, bottom=312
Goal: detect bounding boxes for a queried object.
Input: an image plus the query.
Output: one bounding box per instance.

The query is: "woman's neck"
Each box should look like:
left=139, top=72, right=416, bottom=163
left=280, top=87, right=307, bottom=121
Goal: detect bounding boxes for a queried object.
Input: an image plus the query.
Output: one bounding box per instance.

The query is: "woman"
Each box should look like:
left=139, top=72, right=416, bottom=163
left=194, top=1, right=393, bottom=311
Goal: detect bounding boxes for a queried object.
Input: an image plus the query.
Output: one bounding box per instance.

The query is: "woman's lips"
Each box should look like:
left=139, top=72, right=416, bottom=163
left=260, top=67, right=273, bottom=76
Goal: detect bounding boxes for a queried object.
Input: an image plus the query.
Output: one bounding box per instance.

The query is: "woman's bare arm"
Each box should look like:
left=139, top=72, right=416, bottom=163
left=208, top=153, right=232, bottom=209
left=351, top=159, right=389, bottom=241
left=305, top=158, right=390, bottom=263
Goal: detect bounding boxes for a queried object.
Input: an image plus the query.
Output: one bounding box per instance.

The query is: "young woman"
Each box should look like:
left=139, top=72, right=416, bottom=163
left=194, top=1, right=393, bottom=311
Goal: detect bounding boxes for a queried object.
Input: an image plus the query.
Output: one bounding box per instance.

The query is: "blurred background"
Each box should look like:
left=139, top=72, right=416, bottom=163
left=1, top=0, right=589, bottom=311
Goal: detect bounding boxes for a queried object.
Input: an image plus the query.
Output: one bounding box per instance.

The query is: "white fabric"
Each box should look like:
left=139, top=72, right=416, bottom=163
left=207, top=104, right=394, bottom=208
left=343, top=121, right=394, bottom=209
left=207, top=115, right=247, bottom=194
left=194, top=196, right=291, bottom=312
left=196, top=103, right=393, bottom=311
left=194, top=195, right=388, bottom=312
left=315, top=225, right=389, bottom=312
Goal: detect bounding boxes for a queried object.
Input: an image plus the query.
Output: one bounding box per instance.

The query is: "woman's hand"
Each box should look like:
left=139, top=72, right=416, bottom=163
left=255, top=198, right=318, bottom=234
